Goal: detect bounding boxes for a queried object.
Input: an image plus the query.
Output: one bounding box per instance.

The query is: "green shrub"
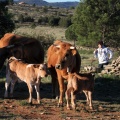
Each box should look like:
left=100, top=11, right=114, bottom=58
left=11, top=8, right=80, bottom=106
left=48, top=16, right=60, bottom=26
left=59, top=17, right=72, bottom=28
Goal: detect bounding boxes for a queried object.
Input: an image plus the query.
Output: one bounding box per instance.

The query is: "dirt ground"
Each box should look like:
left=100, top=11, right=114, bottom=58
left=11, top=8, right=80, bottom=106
left=0, top=69, right=120, bottom=120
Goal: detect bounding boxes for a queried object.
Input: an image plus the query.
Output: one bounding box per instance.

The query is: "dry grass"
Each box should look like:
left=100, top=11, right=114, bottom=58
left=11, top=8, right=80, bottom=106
left=14, top=26, right=66, bottom=40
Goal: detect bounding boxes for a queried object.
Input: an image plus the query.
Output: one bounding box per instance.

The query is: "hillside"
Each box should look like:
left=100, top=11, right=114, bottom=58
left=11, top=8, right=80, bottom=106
left=16, top=0, right=79, bottom=8
left=8, top=3, right=74, bottom=24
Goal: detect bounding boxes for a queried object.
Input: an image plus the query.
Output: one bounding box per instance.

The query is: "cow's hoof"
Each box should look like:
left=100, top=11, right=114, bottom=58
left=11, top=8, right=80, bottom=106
left=55, top=96, right=59, bottom=100
left=10, top=93, right=14, bottom=98
left=57, top=103, right=63, bottom=107
left=90, top=106, right=93, bottom=110
left=67, top=106, right=71, bottom=110
left=72, top=106, right=76, bottom=110
left=4, top=93, right=8, bottom=98
left=29, top=101, right=33, bottom=105
left=37, top=100, right=41, bottom=104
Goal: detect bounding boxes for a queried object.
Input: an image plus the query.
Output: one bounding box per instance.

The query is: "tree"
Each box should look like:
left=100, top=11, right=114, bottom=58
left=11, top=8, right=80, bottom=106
left=0, top=0, right=15, bottom=38
left=66, top=0, right=120, bottom=47
left=59, top=17, right=72, bottom=28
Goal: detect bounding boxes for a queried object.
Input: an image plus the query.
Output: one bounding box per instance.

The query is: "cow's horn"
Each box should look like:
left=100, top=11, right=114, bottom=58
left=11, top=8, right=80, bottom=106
left=55, top=45, right=60, bottom=48
left=70, top=46, right=75, bottom=49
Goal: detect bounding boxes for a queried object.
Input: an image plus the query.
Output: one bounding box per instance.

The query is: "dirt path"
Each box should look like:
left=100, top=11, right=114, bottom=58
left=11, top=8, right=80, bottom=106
left=0, top=75, right=120, bottom=120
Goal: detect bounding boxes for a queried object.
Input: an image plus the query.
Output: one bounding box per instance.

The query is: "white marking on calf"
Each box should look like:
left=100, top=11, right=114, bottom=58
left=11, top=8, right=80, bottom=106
left=26, top=64, right=33, bottom=68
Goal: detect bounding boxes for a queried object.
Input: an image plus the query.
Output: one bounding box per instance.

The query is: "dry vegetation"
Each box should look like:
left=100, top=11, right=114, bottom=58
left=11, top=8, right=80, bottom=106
left=8, top=4, right=74, bottom=23
left=14, top=26, right=66, bottom=40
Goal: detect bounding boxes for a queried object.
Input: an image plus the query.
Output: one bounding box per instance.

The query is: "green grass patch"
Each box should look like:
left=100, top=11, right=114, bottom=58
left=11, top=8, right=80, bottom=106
left=18, top=100, right=30, bottom=106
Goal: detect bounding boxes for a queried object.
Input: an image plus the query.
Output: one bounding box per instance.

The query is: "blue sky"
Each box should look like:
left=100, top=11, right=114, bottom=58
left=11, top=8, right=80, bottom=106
left=45, top=0, right=80, bottom=2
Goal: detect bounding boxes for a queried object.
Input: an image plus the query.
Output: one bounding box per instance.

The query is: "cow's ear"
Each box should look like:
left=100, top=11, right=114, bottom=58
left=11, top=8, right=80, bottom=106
left=71, top=49, right=77, bottom=55
left=33, top=64, right=40, bottom=68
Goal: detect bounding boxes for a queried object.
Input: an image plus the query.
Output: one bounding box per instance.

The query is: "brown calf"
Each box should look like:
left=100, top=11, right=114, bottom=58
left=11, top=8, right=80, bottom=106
left=65, top=73, right=94, bottom=110
left=4, top=57, right=48, bottom=104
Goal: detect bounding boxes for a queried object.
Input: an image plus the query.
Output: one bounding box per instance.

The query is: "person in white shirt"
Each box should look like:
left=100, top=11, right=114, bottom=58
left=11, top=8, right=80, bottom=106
left=93, top=41, right=113, bottom=69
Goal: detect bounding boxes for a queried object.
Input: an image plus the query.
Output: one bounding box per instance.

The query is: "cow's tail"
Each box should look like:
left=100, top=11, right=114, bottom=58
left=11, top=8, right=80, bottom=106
left=74, top=73, right=88, bottom=80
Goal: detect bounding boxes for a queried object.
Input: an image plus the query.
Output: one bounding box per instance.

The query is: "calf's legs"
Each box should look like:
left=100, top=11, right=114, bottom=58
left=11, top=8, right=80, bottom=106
left=34, top=83, right=40, bottom=104
left=27, top=83, right=33, bottom=104
left=4, top=74, right=17, bottom=98
left=83, top=90, right=93, bottom=109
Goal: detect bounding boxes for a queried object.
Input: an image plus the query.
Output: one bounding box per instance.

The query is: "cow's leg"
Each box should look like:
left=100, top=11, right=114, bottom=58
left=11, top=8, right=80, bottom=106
left=10, top=79, right=17, bottom=98
left=88, top=91, right=93, bottom=110
left=49, top=68, right=59, bottom=99
left=58, top=76, right=64, bottom=107
left=52, top=76, right=59, bottom=99
left=27, top=83, right=33, bottom=104
left=65, top=89, right=71, bottom=109
left=83, top=90, right=89, bottom=105
left=71, top=91, right=76, bottom=110
left=4, top=70, right=13, bottom=98
left=34, top=83, right=40, bottom=104
left=4, top=77, right=11, bottom=98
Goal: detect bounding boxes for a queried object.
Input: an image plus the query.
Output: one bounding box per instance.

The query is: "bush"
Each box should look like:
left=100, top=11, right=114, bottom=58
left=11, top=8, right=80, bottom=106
left=48, top=16, right=60, bottom=26
left=59, top=17, right=72, bottom=28
left=38, top=16, right=48, bottom=25
left=24, top=16, right=34, bottom=22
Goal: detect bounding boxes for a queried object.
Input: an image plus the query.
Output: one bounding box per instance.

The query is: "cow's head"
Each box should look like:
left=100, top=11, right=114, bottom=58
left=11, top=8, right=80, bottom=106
left=54, top=42, right=77, bottom=71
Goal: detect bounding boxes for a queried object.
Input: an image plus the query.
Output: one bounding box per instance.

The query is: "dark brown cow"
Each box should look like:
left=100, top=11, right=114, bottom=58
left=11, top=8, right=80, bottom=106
left=47, top=40, right=81, bottom=106
left=0, top=33, right=44, bottom=70
left=66, top=73, right=95, bottom=110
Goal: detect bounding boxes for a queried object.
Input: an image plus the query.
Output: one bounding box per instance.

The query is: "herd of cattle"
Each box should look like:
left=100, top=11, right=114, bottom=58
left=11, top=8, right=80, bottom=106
left=0, top=33, right=95, bottom=110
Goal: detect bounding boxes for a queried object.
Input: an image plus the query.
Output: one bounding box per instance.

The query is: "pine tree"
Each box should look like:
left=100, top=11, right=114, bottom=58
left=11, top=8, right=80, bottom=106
left=66, top=0, right=120, bottom=47
left=0, top=0, right=15, bottom=38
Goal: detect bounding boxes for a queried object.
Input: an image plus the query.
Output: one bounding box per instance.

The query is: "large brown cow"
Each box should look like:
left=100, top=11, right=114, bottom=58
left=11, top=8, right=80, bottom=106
left=47, top=40, right=81, bottom=106
left=0, top=33, right=44, bottom=70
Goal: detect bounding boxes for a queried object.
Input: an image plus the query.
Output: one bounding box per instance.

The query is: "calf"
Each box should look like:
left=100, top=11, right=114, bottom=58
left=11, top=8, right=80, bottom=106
left=65, top=73, right=94, bottom=110
left=4, top=57, right=48, bottom=104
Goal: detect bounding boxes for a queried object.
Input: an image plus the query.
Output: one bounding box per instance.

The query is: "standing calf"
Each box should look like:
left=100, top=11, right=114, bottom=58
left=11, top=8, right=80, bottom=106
left=65, top=73, right=94, bottom=110
left=4, top=57, right=48, bottom=104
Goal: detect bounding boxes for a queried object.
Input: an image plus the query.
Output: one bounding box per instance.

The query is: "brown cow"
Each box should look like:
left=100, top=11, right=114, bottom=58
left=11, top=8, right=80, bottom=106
left=4, top=57, right=48, bottom=104
left=65, top=73, right=94, bottom=110
left=47, top=40, right=81, bottom=106
left=0, top=33, right=44, bottom=70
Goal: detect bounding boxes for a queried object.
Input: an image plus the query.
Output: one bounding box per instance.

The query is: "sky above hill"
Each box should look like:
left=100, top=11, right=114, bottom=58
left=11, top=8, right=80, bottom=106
left=45, top=0, right=80, bottom=2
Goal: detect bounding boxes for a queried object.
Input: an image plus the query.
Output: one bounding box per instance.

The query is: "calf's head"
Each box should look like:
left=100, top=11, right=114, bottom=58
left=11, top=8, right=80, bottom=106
left=34, top=63, right=48, bottom=78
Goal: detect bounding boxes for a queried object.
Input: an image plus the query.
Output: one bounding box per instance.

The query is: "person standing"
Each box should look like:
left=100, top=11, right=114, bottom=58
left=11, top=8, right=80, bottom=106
left=93, top=41, right=113, bottom=69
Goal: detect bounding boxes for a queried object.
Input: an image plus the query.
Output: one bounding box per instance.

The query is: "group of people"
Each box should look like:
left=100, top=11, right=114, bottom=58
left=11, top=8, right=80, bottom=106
left=93, top=40, right=113, bottom=69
